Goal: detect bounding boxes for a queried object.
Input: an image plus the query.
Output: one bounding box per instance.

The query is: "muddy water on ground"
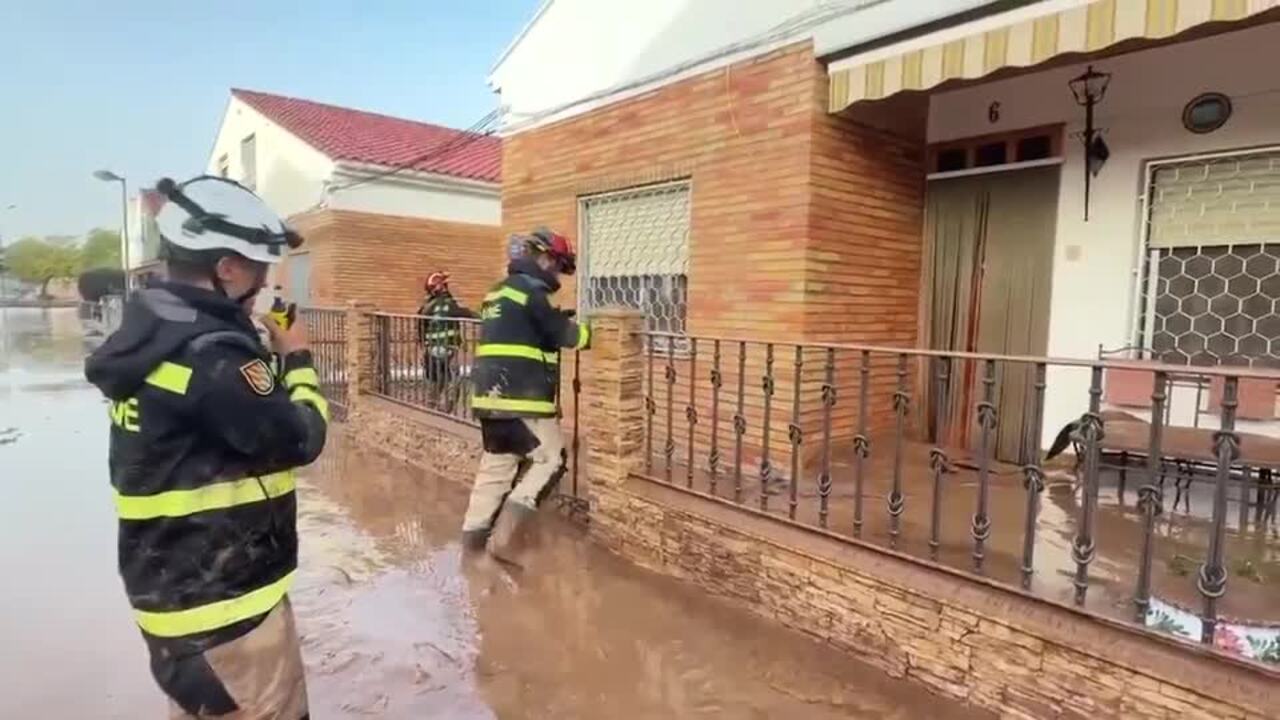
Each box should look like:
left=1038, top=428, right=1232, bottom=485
left=0, top=308, right=988, bottom=719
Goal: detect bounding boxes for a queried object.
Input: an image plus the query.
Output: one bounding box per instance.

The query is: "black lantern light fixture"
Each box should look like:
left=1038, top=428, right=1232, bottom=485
left=1069, top=65, right=1111, bottom=221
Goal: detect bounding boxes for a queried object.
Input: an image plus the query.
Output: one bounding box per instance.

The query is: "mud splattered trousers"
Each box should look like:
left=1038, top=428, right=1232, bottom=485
left=462, top=417, right=566, bottom=532
left=157, top=598, right=309, bottom=719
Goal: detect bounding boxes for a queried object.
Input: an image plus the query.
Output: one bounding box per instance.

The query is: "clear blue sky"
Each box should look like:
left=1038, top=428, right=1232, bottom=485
left=0, top=0, right=536, bottom=242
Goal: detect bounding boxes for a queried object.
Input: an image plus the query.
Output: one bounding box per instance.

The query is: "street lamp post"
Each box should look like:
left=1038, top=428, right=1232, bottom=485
left=93, top=170, right=131, bottom=299
left=0, top=204, right=15, bottom=300
left=1068, top=65, right=1112, bottom=222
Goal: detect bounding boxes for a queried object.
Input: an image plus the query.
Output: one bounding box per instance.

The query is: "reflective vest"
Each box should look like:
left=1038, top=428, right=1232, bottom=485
left=420, top=293, right=463, bottom=347
left=471, top=272, right=589, bottom=419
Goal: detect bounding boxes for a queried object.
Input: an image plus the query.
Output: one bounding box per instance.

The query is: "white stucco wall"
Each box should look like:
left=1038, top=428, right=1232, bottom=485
left=326, top=173, right=500, bottom=225
left=206, top=97, right=335, bottom=219
left=207, top=98, right=500, bottom=227
left=926, top=21, right=1280, bottom=441
left=490, top=0, right=827, bottom=130
left=813, top=0, right=997, bottom=58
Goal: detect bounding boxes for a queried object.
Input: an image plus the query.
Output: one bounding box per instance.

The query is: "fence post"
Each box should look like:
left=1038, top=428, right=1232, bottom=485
left=580, top=308, right=646, bottom=490
left=344, top=301, right=375, bottom=413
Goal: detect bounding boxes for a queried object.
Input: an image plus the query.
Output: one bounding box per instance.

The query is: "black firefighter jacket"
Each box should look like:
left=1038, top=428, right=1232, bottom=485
left=84, top=282, right=328, bottom=656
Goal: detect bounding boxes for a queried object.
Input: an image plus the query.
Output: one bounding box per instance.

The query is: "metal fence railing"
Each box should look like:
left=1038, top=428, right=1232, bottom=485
left=365, top=311, right=588, bottom=513
left=637, top=331, right=1280, bottom=661
left=300, top=307, right=348, bottom=421
left=368, top=312, right=481, bottom=425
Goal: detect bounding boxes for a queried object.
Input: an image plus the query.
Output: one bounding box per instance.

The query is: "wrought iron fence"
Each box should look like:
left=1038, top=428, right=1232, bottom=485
left=638, top=331, right=1280, bottom=656
left=300, top=307, right=348, bottom=421
left=367, top=312, right=480, bottom=424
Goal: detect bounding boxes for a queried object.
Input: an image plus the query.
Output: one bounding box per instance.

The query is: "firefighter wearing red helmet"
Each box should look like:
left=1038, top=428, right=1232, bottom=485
left=417, top=271, right=475, bottom=412
left=462, top=227, right=589, bottom=563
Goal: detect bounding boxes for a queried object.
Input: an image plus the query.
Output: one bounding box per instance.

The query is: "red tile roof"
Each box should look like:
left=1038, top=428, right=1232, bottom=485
left=231, top=89, right=501, bottom=184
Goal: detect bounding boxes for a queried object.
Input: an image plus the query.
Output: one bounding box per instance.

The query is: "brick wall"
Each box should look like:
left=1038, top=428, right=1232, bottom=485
left=500, top=42, right=925, bottom=452
left=501, top=42, right=922, bottom=340
left=287, top=209, right=502, bottom=313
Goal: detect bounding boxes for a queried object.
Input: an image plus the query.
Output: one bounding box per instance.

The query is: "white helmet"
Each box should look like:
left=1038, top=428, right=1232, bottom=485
left=154, top=175, right=301, bottom=264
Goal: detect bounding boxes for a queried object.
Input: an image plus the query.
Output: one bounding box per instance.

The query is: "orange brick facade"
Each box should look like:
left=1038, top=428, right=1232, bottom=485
left=501, top=42, right=924, bottom=342
left=285, top=209, right=502, bottom=313
left=502, top=42, right=927, bottom=452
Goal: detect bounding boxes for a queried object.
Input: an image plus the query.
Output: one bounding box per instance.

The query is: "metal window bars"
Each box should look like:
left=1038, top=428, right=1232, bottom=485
left=637, top=331, right=1280, bottom=651
left=577, top=181, right=692, bottom=347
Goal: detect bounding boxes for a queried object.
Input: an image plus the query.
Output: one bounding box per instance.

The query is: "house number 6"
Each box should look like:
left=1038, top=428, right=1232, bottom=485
left=988, top=102, right=1001, bottom=124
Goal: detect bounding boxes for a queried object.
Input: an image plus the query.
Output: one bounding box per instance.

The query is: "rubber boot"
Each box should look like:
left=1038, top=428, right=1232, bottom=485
left=460, top=528, right=490, bottom=554
left=487, top=500, right=536, bottom=567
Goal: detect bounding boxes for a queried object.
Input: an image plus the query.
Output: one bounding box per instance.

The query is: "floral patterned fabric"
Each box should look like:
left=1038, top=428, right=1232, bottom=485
left=1146, top=597, right=1280, bottom=664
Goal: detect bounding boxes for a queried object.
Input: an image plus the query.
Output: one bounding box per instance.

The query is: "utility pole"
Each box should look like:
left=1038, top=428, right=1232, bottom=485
left=0, top=204, right=16, bottom=300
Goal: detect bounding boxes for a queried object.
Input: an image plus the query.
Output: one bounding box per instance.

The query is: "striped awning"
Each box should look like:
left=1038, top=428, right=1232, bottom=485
left=828, top=0, right=1280, bottom=112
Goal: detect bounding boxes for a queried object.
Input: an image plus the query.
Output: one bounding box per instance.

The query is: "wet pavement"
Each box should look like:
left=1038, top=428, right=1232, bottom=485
left=0, top=307, right=990, bottom=719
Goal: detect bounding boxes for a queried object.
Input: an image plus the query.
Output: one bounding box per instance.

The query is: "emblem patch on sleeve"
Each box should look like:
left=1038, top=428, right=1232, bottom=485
left=239, top=359, right=276, bottom=396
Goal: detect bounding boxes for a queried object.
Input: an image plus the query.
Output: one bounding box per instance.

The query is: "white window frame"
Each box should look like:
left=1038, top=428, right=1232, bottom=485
left=576, top=179, right=692, bottom=346
left=286, top=250, right=311, bottom=305
left=1130, top=144, right=1280, bottom=364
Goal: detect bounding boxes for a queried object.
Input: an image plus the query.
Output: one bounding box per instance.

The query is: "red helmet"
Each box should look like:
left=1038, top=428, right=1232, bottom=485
left=528, top=227, right=577, bottom=275
left=424, top=271, right=449, bottom=294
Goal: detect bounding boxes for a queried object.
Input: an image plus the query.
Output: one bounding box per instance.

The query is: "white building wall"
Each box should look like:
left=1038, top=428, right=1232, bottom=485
left=490, top=0, right=822, bottom=129
left=326, top=176, right=500, bottom=225
left=206, top=97, right=335, bottom=219
left=926, top=21, right=1280, bottom=441
left=813, top=0, right=997, bottom=58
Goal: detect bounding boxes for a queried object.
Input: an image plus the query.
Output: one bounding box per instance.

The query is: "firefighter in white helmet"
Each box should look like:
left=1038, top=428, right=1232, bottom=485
left=85, top=175, right=327, bottom=719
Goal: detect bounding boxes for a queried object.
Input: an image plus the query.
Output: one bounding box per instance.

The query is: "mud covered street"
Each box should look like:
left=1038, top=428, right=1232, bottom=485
left=0, top=308, right=989, bottom=719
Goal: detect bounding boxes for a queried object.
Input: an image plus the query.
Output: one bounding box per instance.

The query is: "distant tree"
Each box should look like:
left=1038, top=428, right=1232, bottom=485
left=80, top=228, right=122, bottom=270
left=5, top=236, right=81, bottom=297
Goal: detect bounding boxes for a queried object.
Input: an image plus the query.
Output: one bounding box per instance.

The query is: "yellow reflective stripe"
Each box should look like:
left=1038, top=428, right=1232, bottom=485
left=476, top=344, right=559, bottom=365
left=472, top=396, right=557, bottom=414
left=135, top=570, right=295, bottom=638
left=114, top=471, right=295, bottom=521
left=484, top=286, right=528, bottom=306
left=283, top=367, right=319, bottom=389
left=145, top=362, right=193, bottom=395
left=290, top=385, right=330, bottom=422
left=575, top=323, right=591, bottom=350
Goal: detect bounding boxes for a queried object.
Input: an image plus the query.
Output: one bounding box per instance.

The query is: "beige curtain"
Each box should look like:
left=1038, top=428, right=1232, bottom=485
left=919, top=166, right=1059, bottom=464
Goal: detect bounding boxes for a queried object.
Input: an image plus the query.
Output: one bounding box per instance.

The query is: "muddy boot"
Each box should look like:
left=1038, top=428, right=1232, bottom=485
left=460, top=528, right=490, bottom=554
left=487, top=500, right=536, bottom=567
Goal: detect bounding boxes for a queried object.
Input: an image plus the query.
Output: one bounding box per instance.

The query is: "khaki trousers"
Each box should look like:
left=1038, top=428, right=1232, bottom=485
left=462, top=417, right=565, bottom=532
left=166, top=599, right=309, bottom=720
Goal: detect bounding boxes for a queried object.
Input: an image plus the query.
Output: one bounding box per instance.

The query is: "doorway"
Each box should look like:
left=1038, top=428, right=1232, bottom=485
left=920, top=164, right=1060, bottom=463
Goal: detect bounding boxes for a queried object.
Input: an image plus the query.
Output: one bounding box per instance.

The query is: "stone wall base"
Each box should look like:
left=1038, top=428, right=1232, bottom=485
left=345, top=397, right=481, bottom=484
left=589, top=479, right=1276, bottom=720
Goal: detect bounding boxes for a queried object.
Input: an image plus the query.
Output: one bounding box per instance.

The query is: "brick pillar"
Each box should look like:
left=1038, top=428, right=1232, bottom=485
left=344, top=301, right=375, bottom=411
left=580, top=309, right=646, bottom=489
